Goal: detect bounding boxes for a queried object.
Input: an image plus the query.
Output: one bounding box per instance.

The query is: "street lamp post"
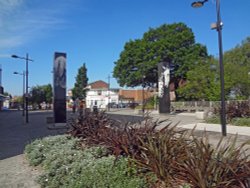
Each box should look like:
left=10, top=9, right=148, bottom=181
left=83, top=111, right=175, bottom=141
left=13, top=71, right=25, bottom=116
left=192, top=0, right=226, bottom=136
left=142, top=75, right=146, bottom=115
left=12, top=53, right=33, bottom=123
left=108, top=74, right=111, bottom=112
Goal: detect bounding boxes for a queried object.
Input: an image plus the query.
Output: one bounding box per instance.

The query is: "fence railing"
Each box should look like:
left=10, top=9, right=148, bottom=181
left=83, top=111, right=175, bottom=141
left=171, top=100, right=250, bottom=112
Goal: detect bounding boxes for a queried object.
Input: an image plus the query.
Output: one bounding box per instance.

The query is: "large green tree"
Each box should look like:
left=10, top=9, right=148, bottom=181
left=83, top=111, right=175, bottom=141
left=177, top=58, right=220, bottom=101
left=223, top=37, right=250, bottom=99
left=113, top=23, right=208, bottom=89
left=179, top=37, right=250, bottom=101
left=72, top=63, right=88, bottom=99
left=30, top=84, right=52, bottom=104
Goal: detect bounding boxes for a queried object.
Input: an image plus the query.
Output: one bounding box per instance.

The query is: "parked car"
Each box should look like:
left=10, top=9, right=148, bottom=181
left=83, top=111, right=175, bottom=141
left=117, top=103, right=126, bottom=108
left=108, top=102, right=118, bottom=108
left=128, top=102, right=139, bottom=109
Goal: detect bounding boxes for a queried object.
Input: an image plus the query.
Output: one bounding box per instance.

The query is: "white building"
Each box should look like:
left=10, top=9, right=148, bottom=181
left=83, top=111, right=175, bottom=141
left=85, top=80, right=119, bottom=109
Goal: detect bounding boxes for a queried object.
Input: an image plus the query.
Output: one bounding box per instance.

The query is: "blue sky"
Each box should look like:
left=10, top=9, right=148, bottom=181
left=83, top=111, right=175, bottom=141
left=0, top=0, right=250, bottom=96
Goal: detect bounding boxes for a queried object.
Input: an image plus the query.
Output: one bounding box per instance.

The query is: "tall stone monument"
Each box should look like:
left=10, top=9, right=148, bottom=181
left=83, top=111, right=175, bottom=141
left=158, top=62, right=170, bottom=113
left=53, top=52, right=67, bottom=124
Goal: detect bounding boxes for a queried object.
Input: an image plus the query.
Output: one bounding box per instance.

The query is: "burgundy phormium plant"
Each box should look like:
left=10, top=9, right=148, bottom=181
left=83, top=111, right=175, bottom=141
left=68, top=111, right=250, bottom=187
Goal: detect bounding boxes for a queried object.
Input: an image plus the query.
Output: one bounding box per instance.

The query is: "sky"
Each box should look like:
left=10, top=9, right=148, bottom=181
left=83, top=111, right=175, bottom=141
left=0, top=0, right=250, bottom=96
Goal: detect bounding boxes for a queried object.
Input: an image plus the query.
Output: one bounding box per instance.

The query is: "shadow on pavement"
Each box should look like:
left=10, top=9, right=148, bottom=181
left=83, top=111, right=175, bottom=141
left=0, top=110, right=143, bottom=160
left=0, top=111, right=66, bottom=160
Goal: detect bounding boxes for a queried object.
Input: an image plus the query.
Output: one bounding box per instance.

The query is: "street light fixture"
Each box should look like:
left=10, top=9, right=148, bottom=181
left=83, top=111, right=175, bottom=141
left=191, top=0, right=208, bottom=8
left=13, top=71, right=25, bottom=116
left=12, top=53, right=34, bottom=123
left=191, top=0, right=227, bottom=136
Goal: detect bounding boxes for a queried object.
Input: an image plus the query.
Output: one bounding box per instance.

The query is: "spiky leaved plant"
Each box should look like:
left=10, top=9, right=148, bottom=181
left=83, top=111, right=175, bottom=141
left=177, top=135, right=250, bottom=188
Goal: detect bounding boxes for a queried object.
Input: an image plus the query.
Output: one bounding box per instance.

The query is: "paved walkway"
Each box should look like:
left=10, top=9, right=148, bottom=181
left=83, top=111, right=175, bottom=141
left=0, top=109, right=249, bottom=187
left=107, top=108, right=250, bottom=136
left=107, top=109, right=250, bottom=150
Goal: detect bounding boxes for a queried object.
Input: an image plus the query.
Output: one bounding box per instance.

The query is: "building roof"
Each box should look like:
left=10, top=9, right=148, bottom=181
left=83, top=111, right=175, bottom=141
left=88, top=80, right=109, bottom=89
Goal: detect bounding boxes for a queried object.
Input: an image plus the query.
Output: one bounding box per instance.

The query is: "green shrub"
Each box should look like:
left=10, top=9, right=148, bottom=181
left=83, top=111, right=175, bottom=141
left=25, top=135, right=80, bottom=166
left=25, top=135, right=148, bottom=188
left=205, top=116, right=220, bottom=124
left=69, top=156, right=146, bottom=188
left=67, top=111, right=250, bottom=186
left=206, top=116, right=250, bottom=127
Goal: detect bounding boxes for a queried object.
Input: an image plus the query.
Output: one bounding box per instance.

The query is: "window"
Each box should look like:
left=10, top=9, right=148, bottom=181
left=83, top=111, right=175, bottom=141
left=97, top=90, right=102, bottom=95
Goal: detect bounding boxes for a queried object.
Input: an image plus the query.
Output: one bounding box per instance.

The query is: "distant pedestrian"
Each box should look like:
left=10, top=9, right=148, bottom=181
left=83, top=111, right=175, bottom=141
left=79, top=100, right=85, bottom=116
left=72, top=100, right=76, bottom=113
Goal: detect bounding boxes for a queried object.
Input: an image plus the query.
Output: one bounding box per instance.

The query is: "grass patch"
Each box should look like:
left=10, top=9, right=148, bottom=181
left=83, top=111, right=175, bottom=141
left=205, top=116, right=220, bottom=124
left=205, top=116, right=250, bottom=126
left=231, top=117, right=250, bottom=127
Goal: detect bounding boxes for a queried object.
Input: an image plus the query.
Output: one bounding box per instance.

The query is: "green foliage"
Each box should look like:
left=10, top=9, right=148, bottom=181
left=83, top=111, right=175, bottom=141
left=178, top=36, right=250, bottom=101
left=177, top=58, right=220, bottom=101
left=13, top=95, right=23, bottom=104
left=231, top=118, right=250, bottom=127
left=224, top=62, right=250, bottom=100
left=69, top=156, right=146, bottom=188
left=113, top=23, right=207, bottom=88
left=72, top=63, right=88, bottom=99
left=30, top=84, right=52, bottom=104
left=25, top=135, right=147, bottom=188
left=206, top=116, right=250, bottom=127
left=205, top=116, right=221, bottom=124
left=25, top=135, right=81, bottom=166
left=68, top=111, right=250, bottom=186
left=222, top=37, right=250, bottom=99
left=3, top=91, right=11, bottom=96
left=26, top=111, right=250, bottom=187
left=144, top=96, right=156, bottom=109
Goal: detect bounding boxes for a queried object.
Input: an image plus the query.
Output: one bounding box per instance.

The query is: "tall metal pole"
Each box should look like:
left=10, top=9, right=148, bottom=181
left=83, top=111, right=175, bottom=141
left=191, top=0, right=226, bottom=136
left=26, top=53, right=29, bottom=123
left=142, top=76, right=145, bottom=114
left=22, top=71, right=25, bottom=117
left=216, top=0, right=226, bottom=136
left=108, top=74, right=110, bottom=111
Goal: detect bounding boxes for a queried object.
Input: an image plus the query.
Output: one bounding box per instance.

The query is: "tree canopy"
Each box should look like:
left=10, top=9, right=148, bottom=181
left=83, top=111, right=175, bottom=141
left=30, top=84, right=52, bottom=104
left=177, top=58, right=220, bottom=101
left=179, top=37, right=250, bottom=101
left=223, top=37, right=250, bottom=99
left=113, top=23, right=208, bottom=88
left=72, top=63, right=88, bottom=99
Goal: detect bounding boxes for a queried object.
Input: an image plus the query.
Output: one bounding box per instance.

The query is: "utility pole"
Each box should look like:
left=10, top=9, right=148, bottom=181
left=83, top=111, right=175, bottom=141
left=107, top=74, right=111, bottom=111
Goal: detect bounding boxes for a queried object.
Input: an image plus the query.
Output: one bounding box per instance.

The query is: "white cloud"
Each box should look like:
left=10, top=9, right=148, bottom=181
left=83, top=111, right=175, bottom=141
left=0, top=37, right=23, bottom=48
left=0, top=0, right=23, bottom=13
left=0, top=0, right=75, bottom=49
